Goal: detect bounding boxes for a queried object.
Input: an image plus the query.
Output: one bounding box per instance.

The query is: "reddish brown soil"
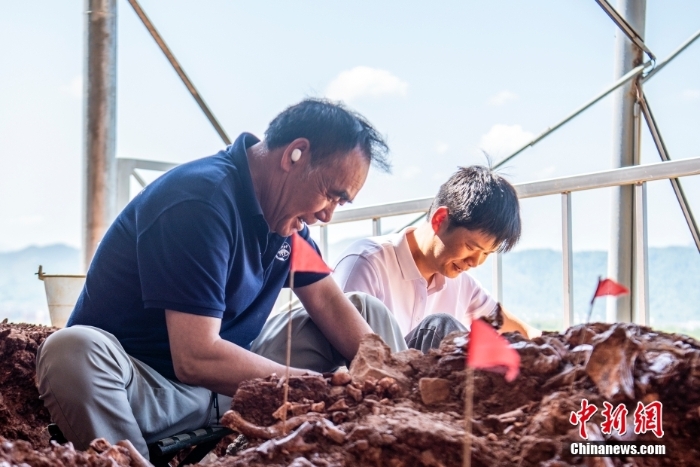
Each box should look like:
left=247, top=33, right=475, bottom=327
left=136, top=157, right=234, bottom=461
left=1, top=321, right=699, bottom=466
left=211, top=323, right=700, bottom=466
left=0, top=435, right=152, bottom=466
left=0, top=321, right=54, bottom=446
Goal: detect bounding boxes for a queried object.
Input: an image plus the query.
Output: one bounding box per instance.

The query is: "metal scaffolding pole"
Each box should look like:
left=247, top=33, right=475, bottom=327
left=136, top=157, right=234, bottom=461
left=638, top=93, right=700, bottom=253
left=83, top=0, right=117, bottom=272
left=607, top=0, right=646, bottom=323
left=126, top=0, right=231, bottom=145
left=594, top=0, right=655, bottom=60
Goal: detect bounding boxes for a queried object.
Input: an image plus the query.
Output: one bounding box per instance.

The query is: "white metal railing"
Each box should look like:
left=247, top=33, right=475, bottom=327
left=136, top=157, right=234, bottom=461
left=116, top=158, right=178, bottom=212
left=319, top=156, right=700, bottom=328
left=114, top=155, right=700, bottom=327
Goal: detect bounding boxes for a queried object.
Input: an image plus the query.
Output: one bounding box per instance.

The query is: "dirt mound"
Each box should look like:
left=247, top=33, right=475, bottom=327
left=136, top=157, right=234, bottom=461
left=210, top=323, right=700, bottom=466
left=0, top=321, right=54, bottom=446
left=1, top=321, right=699, bottom=466
left=0, top=436, right=150, bottom=466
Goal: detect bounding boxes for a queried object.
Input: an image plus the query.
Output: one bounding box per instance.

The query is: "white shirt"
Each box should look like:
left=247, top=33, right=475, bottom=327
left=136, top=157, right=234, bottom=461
left=332, top=228, right=498, bottom=335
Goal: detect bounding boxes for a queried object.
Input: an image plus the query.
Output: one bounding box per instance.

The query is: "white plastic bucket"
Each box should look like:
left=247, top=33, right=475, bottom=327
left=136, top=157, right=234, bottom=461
left=37, top=266, right=85, bottom=328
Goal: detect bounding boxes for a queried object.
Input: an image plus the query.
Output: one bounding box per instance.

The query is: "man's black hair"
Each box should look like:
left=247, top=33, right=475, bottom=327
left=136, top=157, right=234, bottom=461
left=264, top=98, right=391, bottom=172
left=429, top=166, right=521, bottom=252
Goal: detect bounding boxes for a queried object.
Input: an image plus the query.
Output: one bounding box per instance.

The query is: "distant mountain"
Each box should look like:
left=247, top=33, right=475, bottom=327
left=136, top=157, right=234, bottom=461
left=1, top=243, right=698, bottom=336
left=469, top=247, right=700, bottom=335
left=0, top=244, right=81, bottom=324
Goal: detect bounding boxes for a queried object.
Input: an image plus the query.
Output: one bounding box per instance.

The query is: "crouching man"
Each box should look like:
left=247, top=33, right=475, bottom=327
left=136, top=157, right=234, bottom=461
left=332, top=165, right=541, bottom=351
left=36, top=99, right=407, bottom=458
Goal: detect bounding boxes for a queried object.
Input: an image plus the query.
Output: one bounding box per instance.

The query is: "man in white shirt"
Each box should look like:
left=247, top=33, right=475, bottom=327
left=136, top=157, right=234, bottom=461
left=333, top=166, right=540, bottom=352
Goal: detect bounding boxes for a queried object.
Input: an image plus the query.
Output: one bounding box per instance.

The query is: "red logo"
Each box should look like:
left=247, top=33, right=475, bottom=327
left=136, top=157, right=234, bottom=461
left=633, top=401, right=664, bottom=438
left=600, top=401, right=628, bottom=436
left=569, top=399, right=598, bottom=439
left=570, top=400, right=664, bottom=439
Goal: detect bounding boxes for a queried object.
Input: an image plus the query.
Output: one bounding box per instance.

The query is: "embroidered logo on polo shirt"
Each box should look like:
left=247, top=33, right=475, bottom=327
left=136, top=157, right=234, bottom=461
left=276, top=242, right=291, bottom=261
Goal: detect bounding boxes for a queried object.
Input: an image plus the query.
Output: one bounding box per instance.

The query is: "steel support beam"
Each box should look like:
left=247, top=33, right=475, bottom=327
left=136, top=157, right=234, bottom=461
left=607, top=0, right=646, bottom=323
left=492, top=253, right=503, bottom=304
left=115, top=158, right=178, bottom=212
left=326, top=157, right=700, bottom=225
left=515, top=157, right=700, bottom=198
left=633, top=182, right=649, bottom=325
left=319, top=225, right=329, bottom=260
left=492, top=25, right=699, bottom=172
left=638, top=93, right=700, bottom=253
left=493, top=62, right=648, bottom=170
left=594, top=0, right=655, bottom=60
left=83, top=0, right=117, bottom=272
left=126, top=0, right=231, bottom=145
left=562, top=192, right=574, bottom=329
left=372, top=218, right=382, bottom=237
left=643, top=29, right=700, bottom=83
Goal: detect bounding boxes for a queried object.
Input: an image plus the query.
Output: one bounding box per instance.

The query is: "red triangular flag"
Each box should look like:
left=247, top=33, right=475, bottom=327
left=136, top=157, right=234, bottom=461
left=593, top=278, right=629, bottom=298
left=289, top=232, right=332, bottom=274
left=467, top=319, right=520, bottom=382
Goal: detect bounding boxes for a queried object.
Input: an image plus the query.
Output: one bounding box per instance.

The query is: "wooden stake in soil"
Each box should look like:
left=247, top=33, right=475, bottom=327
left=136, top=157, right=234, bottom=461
left=585, top=276, right=602, bottom=323
left=463, top=318, right=521, bottom=467
left=463, top=365, right=475, bottom=467
left=280, top=232, right=333, bottom=435
left=281, top=271, right=295, bottom=435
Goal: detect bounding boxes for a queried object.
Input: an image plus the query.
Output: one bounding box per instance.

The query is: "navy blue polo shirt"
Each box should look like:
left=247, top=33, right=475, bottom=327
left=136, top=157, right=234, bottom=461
left=68, top=133, right=327, bottom=380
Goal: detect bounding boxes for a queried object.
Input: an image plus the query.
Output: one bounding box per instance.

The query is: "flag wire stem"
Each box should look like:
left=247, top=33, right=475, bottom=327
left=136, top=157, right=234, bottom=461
left=463, top=365, right=474, bottom=467
left=587, top=276, right=602, bottom=323
left=586, top=302, right=595, bottom=324
left=281, top=271, right=295, bottom=435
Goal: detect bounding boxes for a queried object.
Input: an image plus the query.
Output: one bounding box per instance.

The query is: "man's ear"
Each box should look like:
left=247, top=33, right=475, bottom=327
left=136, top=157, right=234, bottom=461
left=430, top=206, right=449, bottom=233
left=280, top=138, right=311, bottom=172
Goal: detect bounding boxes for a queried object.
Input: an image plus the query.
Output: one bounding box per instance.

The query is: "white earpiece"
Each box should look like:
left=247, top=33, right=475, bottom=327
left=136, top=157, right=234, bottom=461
left=291, top=148, right=302, bottom=162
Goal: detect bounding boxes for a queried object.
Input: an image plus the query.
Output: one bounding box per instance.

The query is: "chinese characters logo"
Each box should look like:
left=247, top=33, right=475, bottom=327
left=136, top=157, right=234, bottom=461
left=570, top=399, right=663, bottom=439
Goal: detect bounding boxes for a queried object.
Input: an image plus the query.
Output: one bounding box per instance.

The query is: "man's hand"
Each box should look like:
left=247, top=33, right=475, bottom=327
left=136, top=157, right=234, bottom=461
left=293, top=275, right=374, bottom=361
left=499, top=306, right=542, bottom=339
left=165, top=310, right=316, bottom=395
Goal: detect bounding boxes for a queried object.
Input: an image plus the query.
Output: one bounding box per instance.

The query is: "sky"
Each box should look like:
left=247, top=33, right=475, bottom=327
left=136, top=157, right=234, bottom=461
left=1, top=0, right=699, bottom=255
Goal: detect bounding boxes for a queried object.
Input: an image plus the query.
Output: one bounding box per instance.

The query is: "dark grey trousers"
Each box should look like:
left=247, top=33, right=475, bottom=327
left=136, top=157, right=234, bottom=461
left=404, top=313, right=467, bottom=353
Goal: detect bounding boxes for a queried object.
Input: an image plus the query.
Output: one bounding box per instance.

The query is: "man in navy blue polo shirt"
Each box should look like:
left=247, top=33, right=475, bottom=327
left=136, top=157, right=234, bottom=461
left=35, top=99, right=406, bottom=457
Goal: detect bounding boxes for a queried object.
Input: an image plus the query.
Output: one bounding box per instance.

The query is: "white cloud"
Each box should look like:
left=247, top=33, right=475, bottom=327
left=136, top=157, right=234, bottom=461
left=325, top=66, right=408, bottom=102
left=435, top=142, right=449, bottom=154
left=61, top=75, right=82, bottom=99
left=682, top=89, right=700, bottom=100
left=479, top=124, right=534, bottom=157
left=488, top=90, right=517, bottom=106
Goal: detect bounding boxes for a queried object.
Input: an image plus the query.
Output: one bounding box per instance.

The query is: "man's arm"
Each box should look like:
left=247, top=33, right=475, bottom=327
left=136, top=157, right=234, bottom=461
left=498, top=306, right=542, bottom=339
left=294, top=275, right=374, bottom=361
left=165, top=310, right=314, bottom=396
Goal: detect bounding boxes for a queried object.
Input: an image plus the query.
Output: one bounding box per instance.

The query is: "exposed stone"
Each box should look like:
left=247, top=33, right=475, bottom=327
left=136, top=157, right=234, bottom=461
left=345, top=384, right=363, bottom=402
left=348, top=334, right=410, bottom=391
left=330, top=371, right=352, bottom=386
left=418, top=377, right=452, bottom=405
left=327, top=399, right=349, bottom=412
left=586, top=324, right=640, bottom=400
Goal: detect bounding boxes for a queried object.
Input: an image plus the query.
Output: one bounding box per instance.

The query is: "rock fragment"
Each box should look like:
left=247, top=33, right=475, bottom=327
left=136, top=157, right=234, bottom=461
left=348, top=334, right=410, bottom=391
left=586, top=324, right=640, bottom=400
left=418, top=377, right=451, bottom=405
